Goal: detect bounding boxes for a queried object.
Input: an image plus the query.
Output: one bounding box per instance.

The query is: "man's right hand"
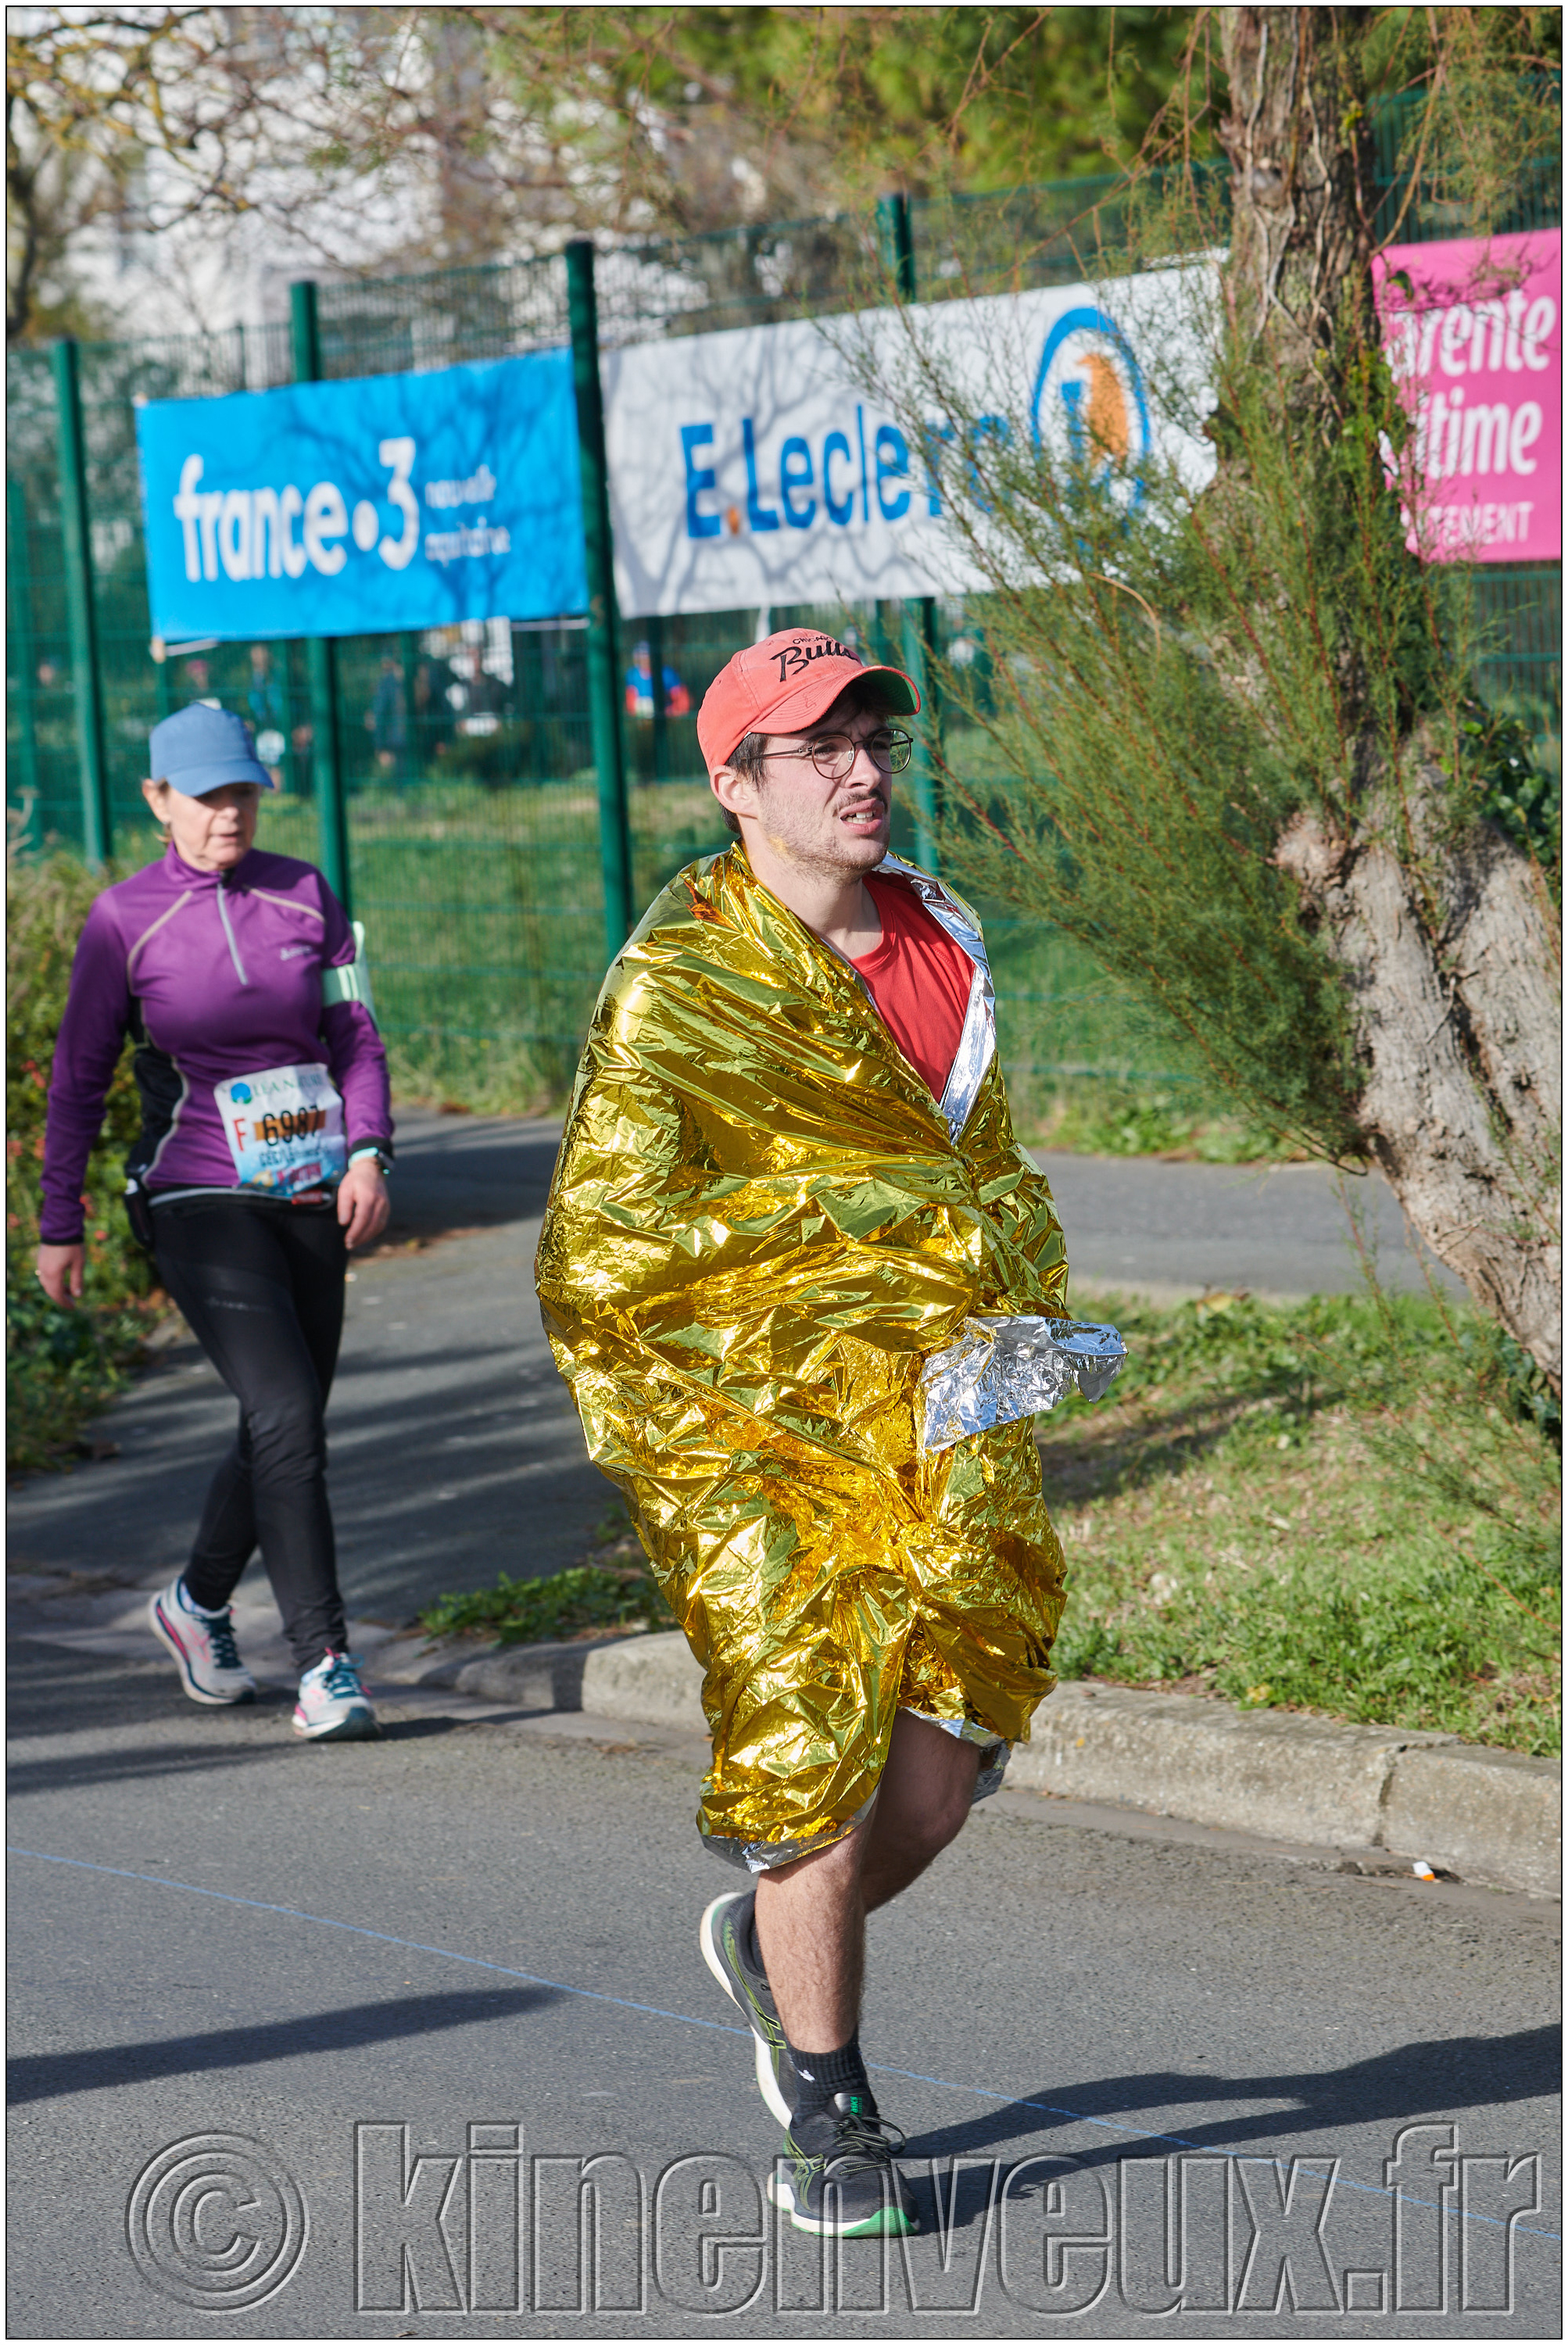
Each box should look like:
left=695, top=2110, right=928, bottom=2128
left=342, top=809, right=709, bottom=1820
left=36, top=1243, right=85, bottom=1309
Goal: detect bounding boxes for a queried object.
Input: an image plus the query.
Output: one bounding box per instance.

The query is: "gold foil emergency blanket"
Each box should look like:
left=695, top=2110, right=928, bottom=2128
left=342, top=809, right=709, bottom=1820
left=535, top=847, right=1073, bottom=1870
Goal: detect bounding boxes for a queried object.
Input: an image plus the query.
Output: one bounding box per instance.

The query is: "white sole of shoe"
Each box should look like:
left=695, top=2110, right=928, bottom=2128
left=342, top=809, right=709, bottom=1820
left=292, top=1706, right=378, bottom=1742
left=765, top=2168, right=916, bottom=2238
left=149, top=1597, right=255, bottom=1706
left=699, top=1892, right=793, bottom=2130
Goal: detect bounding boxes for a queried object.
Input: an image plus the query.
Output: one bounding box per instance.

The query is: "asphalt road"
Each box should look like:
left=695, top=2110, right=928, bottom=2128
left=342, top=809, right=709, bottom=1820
left=5, top=1109, right=1459, bottom=1630
left=1034, top=1147, right=1459, bottom=1305
left=7, top=1638, right=1559, bottom=2340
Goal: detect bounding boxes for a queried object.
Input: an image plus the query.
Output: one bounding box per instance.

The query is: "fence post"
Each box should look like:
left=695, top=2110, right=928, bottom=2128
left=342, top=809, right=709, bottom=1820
left=52, top=340, right=114, bottom=868
left=566, top=238, right=634, bottom=961
left=6, top=474, right=41, bottom=842
left=877, top=194, right=943, bottom=877
left=875, top=189, right=916, bottom=300
left=647, top=614, right=672, bottom=784
left=900, top=598, right=943, bottom=875
left=289, top=279, right=351, bottom=912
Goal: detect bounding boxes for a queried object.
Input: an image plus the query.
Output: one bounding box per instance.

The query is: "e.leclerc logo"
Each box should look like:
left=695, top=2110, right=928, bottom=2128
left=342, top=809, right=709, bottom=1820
left=1032, top=307, right=1152, bottom=507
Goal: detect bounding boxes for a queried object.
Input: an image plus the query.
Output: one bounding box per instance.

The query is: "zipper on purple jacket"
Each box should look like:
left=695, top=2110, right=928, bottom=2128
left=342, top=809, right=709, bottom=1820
left=215, top=878, right=249, bottom=985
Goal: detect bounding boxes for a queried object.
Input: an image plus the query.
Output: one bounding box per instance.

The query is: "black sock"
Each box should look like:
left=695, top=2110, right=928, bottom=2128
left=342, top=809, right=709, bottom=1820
left=786, top=2032, right=872, bottom=2117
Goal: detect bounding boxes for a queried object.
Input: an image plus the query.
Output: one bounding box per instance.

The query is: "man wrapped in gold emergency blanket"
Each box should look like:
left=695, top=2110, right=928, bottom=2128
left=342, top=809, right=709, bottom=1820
left=535, top=846, right=1070, bottom=1871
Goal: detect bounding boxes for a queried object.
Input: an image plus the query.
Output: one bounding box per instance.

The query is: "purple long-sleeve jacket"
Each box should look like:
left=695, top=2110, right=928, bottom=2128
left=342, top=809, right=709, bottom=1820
left=40, top=844, right=393, bottom=1245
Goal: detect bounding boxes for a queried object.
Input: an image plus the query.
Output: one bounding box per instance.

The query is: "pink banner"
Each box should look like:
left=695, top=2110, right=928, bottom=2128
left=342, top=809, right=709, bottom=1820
left=1376, top=229, right=1559, bottom=564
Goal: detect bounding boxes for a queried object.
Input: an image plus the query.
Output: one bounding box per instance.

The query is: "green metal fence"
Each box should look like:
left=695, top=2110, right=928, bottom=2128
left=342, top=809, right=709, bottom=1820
left=7, top=157, right=1561, bottom=1108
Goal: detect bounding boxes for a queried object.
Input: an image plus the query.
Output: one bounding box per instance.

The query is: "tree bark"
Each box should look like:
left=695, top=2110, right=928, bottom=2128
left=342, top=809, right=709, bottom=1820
left=1218, top=5, right=1375, bottom=371
left=1276, top=772, right=1561, bottom=1384
left=1219, top=9, right=1563, bottom=1384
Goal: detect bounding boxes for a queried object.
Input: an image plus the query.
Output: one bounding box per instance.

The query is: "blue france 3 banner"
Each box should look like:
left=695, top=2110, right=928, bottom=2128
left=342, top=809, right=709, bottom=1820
left=135, top=351, right=587, bottom=641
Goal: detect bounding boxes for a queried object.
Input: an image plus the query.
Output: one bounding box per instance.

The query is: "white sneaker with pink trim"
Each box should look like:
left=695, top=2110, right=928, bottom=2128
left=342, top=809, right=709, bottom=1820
left=149, top=1577, right=257, bottom=1706
left=292, top=1652, right=378, bottom=1741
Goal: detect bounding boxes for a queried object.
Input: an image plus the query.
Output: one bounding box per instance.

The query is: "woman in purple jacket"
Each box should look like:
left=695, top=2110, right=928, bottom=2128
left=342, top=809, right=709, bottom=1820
left=36, top=703, right=394, bottom=1742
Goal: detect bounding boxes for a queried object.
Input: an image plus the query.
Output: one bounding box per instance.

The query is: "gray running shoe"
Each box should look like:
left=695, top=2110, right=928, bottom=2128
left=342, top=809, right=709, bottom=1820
left=768, top=2093, right=918, bottom=2237
left=699, top=1889, right=796, bottom=2128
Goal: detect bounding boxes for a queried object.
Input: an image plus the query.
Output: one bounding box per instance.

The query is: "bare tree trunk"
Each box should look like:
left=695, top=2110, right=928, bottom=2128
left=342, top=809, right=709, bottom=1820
left=1220, top=8, right=1562, bottom=1384
left=1218, top=5, right=1376, bottom=367
left=1277, top=771, right=1561, bottom=1384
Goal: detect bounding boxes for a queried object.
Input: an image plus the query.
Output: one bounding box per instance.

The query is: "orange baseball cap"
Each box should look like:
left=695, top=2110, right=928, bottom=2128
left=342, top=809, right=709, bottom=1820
left=696, top=626, right=920, bottom=775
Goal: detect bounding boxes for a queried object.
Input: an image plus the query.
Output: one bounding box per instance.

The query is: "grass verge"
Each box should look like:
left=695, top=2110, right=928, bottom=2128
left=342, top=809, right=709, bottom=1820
left=417, top=1514, right=675, bottom=1645
left=1044, top=1286, right=1560, bottom=1756
left=1014, top=1076, right=1302, bottom=1164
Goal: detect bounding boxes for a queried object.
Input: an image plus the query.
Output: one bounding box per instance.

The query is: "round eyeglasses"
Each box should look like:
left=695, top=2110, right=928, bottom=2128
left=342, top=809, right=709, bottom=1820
left=766, top=728, right=915, bottom=783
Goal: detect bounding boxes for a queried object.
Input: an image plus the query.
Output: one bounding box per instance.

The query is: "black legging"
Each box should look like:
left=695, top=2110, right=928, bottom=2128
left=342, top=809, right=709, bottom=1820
left=152, top=1195, right=348, bottom=1670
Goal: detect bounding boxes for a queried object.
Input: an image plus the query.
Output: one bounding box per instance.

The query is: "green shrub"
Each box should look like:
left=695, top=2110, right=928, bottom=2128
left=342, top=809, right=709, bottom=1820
left=383, top=1029, right=558, bottom=1119
left=8, top=853, right=159, bottom=1469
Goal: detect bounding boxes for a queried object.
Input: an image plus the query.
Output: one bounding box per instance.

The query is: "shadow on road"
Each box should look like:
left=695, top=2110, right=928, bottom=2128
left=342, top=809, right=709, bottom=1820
left=5, top=1734, right=296, bottom=1798
left=904, top=2024, right=1561, bottom=2223
left=6, top=1987, right=558, bottom=2106
left=4, top=1642, right=540, bottom=1785
left=5, top=1644, right=265, bottom=1745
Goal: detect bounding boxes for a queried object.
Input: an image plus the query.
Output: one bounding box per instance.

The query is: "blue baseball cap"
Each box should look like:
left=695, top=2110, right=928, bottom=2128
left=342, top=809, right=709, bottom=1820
left=149, top=703, right=275, bottom=796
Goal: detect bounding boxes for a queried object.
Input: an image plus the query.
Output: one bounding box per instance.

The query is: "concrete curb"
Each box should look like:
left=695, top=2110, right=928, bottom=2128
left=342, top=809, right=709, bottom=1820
left=375, top=1627, right=1560, bottom=1899
left=368, top=1627, right=645, bottom=1713
left=1008, top=1681, right=1559, bottom=1899
left=17, top=1573, right=1554, bottom=1899
left=1380, top=1742, right=1562, bottom=1900
left=1008, top=1681, right=1449, bottom=1847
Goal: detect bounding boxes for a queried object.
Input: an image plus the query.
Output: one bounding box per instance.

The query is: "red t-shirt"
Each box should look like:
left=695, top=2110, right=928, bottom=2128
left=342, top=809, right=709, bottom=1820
left=848, top=875, right=976, bottom=1101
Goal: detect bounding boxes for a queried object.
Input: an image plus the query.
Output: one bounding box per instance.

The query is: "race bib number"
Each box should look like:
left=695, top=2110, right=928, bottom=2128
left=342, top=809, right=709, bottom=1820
left=214, top=1062, right=347, bottom=1197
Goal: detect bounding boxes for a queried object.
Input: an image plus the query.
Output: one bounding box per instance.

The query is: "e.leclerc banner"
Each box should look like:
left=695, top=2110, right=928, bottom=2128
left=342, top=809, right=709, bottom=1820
left=136, top=350, right=586, bottom=641
left=603, top=270, right=1216, bottom=618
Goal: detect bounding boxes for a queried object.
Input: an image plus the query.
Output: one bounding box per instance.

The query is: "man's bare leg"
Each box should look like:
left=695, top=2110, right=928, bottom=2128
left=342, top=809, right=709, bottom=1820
left=754, top=1713, right=982, bottom=2050
left=860, top=1711, right=982, bottom=1912
left=752, top=1831, right=865, bottom=2053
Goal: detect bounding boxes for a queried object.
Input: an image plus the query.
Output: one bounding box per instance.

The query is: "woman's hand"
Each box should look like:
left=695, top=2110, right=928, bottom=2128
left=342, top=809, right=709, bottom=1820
left=37, top=1243, right=85, bottom=1308
left=337, top=1159, right=391, bottom=1251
